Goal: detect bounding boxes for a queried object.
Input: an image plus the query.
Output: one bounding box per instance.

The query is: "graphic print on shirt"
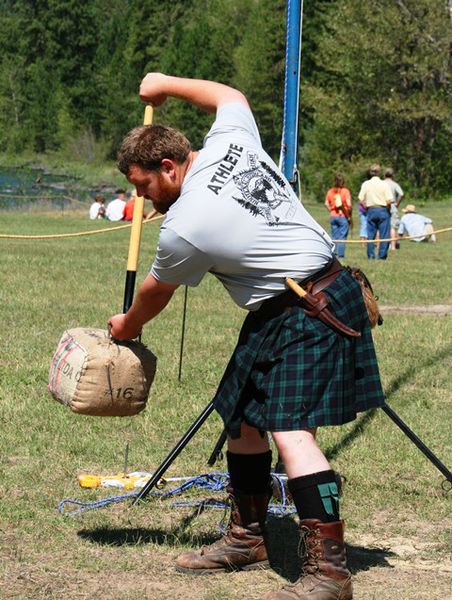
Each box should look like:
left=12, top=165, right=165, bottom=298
left=232, top=152, right=296, bottom=226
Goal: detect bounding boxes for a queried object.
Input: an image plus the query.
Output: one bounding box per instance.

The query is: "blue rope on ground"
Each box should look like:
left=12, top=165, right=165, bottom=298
left=58, top=472, right=295, bottom=517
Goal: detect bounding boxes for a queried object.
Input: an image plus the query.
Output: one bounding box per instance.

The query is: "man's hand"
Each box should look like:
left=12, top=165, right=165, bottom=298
left=107, top=275, right=178, bottom=342
left=139, top=73, right=248, bottom=114
left=139, top=73, right=169, bottom=107
left=108, top=314, right=142, bottom=341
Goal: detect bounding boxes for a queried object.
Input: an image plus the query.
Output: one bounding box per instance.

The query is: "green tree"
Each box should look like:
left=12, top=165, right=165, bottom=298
left=159, top=0, right=253, bottom=148
left=234, top=0, right=286, bottom=159
left=301, top=0, right=452, bottom=197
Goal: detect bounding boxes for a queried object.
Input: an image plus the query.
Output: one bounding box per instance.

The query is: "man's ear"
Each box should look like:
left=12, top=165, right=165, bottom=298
left=160, top=158, right=176, bottom=176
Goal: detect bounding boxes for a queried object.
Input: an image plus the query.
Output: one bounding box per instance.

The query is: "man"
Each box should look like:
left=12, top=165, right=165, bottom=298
left=123, top=189, right=147, bottom=222
left=358, top=165, right=392, bottom=260
left=106, top=188, right=127, bottom=221
left=398, top=204, right=436, bottom=243
left=109, top=73, right=385, bottom=600
left=384, top=168, right=404, bottom=250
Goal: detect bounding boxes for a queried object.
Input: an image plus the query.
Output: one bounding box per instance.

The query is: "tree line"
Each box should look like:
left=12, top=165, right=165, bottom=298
left=0, top=0, right=450, bottom=199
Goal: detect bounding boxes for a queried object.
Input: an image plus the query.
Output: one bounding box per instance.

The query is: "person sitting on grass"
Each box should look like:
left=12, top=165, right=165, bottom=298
left=123, top=189, right=147, bottom=222
left=88, top=194, right=106, bottom=220
left=106, top=189, right=127, bottom=221
left=398, top=204, right=436, bottom=243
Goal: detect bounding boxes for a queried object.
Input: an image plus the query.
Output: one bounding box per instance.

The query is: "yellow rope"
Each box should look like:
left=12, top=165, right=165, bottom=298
left=332, top=226, right=452, bottom=243
left=0, top=214, right=163, bottom=239
left=0, top=193, right=79, bottom=200
left=0, top=219, right=449, bottom=243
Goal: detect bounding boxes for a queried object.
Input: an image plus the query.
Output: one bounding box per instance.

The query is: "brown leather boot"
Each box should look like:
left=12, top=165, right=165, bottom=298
left=264, top=519, right=352, bottom=599
left=175, top=489, right=269, bottom=574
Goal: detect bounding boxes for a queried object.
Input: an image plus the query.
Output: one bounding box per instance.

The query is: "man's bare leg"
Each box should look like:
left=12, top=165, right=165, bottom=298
left=264, top=429, right=352, bottom=600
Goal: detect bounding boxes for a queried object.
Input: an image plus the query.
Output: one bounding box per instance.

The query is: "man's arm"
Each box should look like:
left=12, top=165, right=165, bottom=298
left=358, top=183, right=366, bottom=207
left=108, top=275, right=178, bottom=340
left=139, top=73, right=249, bottom=113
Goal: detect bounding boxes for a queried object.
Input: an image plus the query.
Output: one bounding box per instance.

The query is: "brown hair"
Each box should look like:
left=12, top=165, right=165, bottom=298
left=117, top=125, right=191, bottom=175
left=333, top=172, right=345, bottom=188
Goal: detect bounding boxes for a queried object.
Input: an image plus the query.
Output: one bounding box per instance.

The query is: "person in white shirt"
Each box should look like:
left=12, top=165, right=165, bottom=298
left=106, top=189, right=126, bottom=221
left=398, top=205, right=436, bottom=242
left=88, top=195, right=106, bottom=220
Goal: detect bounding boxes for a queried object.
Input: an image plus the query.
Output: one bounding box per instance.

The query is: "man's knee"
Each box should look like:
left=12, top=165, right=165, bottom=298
left=227, top=423, right=270, bottom=454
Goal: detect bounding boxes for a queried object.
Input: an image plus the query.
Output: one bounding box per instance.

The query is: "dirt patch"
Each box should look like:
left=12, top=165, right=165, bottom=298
left=2, top=527, right=451, bottom=600
left=380, top=304, right=452, bottom=315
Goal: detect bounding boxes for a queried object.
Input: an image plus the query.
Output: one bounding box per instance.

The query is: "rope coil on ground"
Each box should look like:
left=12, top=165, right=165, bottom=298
left=57, top=472, right=294, bottom=518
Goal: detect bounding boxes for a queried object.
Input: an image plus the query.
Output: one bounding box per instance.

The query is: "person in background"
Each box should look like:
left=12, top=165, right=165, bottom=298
left=89, top=194, right=106, bottom=220
left=109, top=72, right=385, bottom=600
left=384, top=168, right=404, bottom=250
left=358, top=164, right=392, bottom=260
left=358, top=202, right=368, bottom=242
left=324, top=173, right=352, bottom=258
left=106, top=188, right=127, bottom=221
left=398, top=204, right=436, bottom=243
left=123, top=189, right=147, bottom=222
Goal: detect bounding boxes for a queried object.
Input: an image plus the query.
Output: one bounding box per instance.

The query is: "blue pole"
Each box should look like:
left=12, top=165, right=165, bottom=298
left=281, top=0, right=303, bottom=193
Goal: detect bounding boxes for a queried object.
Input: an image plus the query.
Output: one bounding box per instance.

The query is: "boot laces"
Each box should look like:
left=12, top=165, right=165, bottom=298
left=298, top=524, right=321, bottom=575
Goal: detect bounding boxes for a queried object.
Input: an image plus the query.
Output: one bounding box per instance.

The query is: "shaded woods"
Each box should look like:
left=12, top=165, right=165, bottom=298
left=0, top=0, right=450, bottom=198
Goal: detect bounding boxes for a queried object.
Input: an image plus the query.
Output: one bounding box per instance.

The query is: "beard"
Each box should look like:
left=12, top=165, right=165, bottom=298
left=151, top=174, right=180, bottom=214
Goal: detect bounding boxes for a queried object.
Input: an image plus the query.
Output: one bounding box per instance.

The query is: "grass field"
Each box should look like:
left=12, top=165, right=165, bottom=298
left=0, top=199, right=451, bottom=599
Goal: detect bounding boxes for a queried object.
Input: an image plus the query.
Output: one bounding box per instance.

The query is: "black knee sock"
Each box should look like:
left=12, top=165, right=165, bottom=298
left=288, top=470, right=340, bottom=522
left=227, top=450, right=272, bottom=495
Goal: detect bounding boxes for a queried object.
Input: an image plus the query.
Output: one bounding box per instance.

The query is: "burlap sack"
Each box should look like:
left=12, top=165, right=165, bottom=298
left=48, top=328, right=157, bottom=416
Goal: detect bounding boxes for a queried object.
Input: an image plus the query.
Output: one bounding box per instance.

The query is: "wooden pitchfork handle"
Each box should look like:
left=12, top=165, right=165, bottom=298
left=123, top=105, right=154, bottom=313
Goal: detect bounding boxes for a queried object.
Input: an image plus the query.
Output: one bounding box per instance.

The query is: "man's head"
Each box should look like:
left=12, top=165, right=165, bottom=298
left=369, top=164, right=381, bottom=177
left=117, top=125, right=191, bottom=213
left=402, top=204, right=416, bottom=214
left=384, top=167, right=394, bottom=179
left=115, top=188, right=126, bottom=200
left=94, top=194, right=105, bottom=205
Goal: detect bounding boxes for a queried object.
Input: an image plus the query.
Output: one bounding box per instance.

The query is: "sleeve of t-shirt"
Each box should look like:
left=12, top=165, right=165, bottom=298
left=395, top=182, right=403, bottom=197
left=384, top=182, right=393, bottom=201
left=203, top=102, right=262, bottom=149
left=358, top=183, right=366, bottom=203
left=150, top=227, right=214, bottom=287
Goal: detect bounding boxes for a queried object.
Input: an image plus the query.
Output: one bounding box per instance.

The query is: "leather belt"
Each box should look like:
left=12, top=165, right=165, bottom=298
left=257, top=257, right=343, bottom=319
left=257, top=257, right=361, bottom=338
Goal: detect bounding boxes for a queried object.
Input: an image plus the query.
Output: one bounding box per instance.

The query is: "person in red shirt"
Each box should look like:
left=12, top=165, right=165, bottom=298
left=123, top=190, right=147, bottom=221
left=325, top=173, right=352, bottom=258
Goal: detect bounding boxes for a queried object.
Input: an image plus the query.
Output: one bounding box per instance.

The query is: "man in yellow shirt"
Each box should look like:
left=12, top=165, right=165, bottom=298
left=358, top=164, right=392, bottom=259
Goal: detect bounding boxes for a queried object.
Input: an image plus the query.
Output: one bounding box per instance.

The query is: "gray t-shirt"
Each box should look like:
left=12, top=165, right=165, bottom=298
left=151, top=103, right=334, bottom=310
left=385, top=179, right=404, bottom=204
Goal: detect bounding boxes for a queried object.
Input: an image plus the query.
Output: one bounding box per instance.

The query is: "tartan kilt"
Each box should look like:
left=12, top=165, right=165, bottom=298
left=213, top=269, right=385, bottom=438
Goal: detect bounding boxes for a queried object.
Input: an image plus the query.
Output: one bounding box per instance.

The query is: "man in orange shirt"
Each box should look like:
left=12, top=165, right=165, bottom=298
left=324, top=173, right=352, bottom=258
left=123, top=190, right=147, bottom=221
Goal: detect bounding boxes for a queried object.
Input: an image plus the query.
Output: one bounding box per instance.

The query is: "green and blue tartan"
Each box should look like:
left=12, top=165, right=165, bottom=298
left=213, top=269, right=385, bottom=438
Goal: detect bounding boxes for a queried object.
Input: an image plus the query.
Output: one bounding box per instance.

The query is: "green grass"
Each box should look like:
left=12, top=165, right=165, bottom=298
left=0, top=199, right=451, bottom=599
